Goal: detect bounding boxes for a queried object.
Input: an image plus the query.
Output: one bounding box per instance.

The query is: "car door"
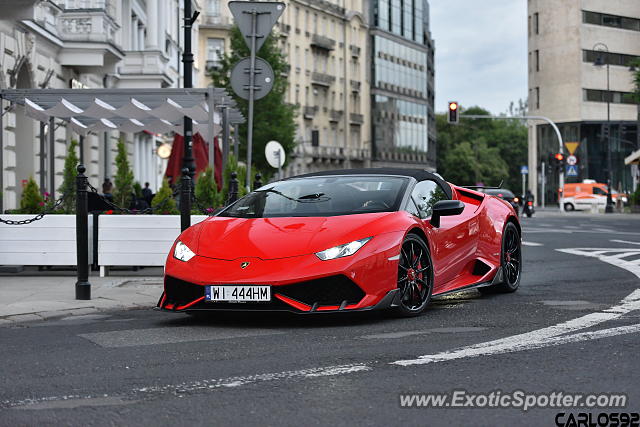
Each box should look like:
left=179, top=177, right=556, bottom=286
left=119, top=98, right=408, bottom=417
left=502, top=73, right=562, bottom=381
left=406, top=180, right=476, bottom=293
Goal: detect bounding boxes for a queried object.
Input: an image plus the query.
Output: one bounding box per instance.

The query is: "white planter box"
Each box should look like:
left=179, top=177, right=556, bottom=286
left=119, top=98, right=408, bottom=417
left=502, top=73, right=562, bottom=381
left=0, top=214, right=92, bottom=266
left=97, top=215, right=208, bottom=276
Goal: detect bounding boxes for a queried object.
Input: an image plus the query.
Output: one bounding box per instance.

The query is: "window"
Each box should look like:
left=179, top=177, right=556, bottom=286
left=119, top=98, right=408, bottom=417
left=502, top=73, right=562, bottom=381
left=584, top=89, right=635, bottom=104
left=410, top=180, right=448, bottom=219
left=593, top=187, right=607, bottom=195
left=206, top=0, right=220, bottom=16
left=535, top=49, right=539, bottom=71
left=534, top=12, right=539, bottom=34
left=583, top=10, right=640, bottom=31
left=528, top=15, right=531, bottom=36
left=535, top=87, right=540, bottom=109
left=206, top=38, right=224, bottom=68
left=583, top=49, right=638, bottom=67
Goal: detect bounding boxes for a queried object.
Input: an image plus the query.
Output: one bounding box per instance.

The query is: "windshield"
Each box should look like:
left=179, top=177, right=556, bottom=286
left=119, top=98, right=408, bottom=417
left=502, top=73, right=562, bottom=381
left=218, top=175, right=409, bottom=218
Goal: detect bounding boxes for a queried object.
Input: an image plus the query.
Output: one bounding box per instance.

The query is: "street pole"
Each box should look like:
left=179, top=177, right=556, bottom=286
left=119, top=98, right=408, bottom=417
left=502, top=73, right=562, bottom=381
left=461, top=114, right=565, bottom=212
left=75, top=164, right=91, bottom=300
left=245, top=8, right=258, bottom=192
left=181, top=0, right=199, bottom=230
left=541, top=161, right=546, bottom=208
left=521, top=173, right=525, bottom=200
left=605, top=60, right=614, bottom=213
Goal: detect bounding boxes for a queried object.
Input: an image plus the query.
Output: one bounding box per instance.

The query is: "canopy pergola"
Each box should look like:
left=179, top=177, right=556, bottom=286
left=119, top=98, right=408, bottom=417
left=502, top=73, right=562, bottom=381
left=0, top=88, right=244, bottom=139
left=0, top=88, right=244, bottom=208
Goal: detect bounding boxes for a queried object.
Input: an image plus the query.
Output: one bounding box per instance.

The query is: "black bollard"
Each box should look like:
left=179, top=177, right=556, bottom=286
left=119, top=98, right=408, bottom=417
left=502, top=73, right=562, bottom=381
left=75, top=164, right=91, bottom=300
left=228, top=171, right=239, bottom=205
left=180, top=167, right=192, bottom=232
left=253, top=173, right=262, bottom=190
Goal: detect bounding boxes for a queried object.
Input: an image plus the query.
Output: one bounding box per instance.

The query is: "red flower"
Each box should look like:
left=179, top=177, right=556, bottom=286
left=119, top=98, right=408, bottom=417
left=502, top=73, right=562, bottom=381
left=105, top=210, right=114, bottom=215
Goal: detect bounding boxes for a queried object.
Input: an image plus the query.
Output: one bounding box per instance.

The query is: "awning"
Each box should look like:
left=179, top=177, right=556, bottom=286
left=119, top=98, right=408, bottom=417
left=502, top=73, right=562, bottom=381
left=0, top=88, right=244, bottom=140
left=625, top=149, right=640, bottom=166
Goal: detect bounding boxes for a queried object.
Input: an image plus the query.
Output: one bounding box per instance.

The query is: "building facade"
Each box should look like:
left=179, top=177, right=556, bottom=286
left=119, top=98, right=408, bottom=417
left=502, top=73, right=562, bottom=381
left=527, top=0, right=639, bottom=204
left=1, top=0, right=190, bottom=211
left=197, top=0, right=372, bottom=176
left=369, top=0, right=436, bottom=170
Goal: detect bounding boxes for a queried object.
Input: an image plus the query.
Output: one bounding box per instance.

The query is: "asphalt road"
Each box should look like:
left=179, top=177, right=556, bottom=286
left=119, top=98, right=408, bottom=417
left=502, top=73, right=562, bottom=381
left=1, top=212, right=639, bottom=426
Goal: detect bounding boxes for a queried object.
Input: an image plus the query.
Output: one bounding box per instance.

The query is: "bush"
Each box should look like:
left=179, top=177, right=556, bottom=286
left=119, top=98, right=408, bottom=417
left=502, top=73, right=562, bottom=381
left=630, top=185, right=640, bottom=207
left=152, top=178, right=179, bottom=214
left=113, top=139, right=134, bottom=209
left=195, top=166, right=221, bottom=213
left=20, top=176, right=44, bottom=214
left=57, top=139, right=79, bottom=214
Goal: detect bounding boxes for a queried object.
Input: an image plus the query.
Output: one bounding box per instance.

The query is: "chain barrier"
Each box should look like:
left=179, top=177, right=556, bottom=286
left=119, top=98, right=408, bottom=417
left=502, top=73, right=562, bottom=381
left=0, top=195, right=67, bottom=225
left=86, top=182, right=179, bottom=215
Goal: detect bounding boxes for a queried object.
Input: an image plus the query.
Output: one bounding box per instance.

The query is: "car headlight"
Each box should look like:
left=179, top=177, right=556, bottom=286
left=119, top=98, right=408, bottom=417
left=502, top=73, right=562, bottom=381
left=173, top=240, right=196, bottom=262
left=315, top=237, right=372, bottom=261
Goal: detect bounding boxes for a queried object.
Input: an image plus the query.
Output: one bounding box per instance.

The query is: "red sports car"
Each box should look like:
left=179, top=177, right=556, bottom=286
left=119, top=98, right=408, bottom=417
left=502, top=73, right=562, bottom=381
left=158, top=168, right=521, bottom=317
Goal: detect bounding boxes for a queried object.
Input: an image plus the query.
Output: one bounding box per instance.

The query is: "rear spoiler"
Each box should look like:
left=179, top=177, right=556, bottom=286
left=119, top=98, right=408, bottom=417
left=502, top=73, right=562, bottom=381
left=460, top=180, right=504, bottom=190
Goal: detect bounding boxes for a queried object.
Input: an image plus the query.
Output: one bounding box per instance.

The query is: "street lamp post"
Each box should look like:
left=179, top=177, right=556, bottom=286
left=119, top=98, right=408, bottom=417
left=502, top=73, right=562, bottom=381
left=593, top=42, right=615, bottom=214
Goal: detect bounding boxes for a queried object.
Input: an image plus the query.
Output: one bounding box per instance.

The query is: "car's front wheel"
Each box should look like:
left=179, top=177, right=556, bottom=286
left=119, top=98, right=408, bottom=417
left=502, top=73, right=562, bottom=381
left=394, top=234, right=433, bottom=317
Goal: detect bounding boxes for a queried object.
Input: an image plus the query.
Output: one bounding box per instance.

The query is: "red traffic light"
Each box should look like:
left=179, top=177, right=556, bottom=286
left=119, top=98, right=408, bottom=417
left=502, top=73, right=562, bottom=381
left=449, top=102, right=458, bottom=111
left=447, top=101, right=459, bottom=124
left=554, top=153, right=564, bottom=161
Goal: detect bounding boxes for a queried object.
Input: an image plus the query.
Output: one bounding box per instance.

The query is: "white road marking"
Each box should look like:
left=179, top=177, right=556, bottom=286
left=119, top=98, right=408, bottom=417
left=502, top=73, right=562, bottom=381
left=522, top=241, right=543, bottom=247
left=392, top=247, right=640, bottom=366
left=611, top=239, right=640, bottom=246
left=523, top=228, right=640, bottom=236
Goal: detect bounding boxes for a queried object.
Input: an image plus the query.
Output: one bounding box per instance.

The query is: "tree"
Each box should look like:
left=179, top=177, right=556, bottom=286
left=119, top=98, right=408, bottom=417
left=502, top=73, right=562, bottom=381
left=57, top=139, right=79, bottom=214
left=194, top=166, right=221, bottom=212
left=208, top=25, right=297, bottom=178
left=152, top=178, right=179, bottom=214
left=20, top=176, right=44, bottom=214
left=436, top=105, right=527, bottom=190
left=113, top=139, right=134, bottom=209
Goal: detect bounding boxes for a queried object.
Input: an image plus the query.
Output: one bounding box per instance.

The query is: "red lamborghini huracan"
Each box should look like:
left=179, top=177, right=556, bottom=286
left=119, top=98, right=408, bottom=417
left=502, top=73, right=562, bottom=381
left=157, top=168, right=521, bottom=317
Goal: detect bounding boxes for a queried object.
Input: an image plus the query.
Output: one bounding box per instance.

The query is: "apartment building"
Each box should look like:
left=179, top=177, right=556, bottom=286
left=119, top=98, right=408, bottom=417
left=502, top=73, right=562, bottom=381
left=528, top=0, right=639, bottom=203
left=0, top=0, right=190, bottom=210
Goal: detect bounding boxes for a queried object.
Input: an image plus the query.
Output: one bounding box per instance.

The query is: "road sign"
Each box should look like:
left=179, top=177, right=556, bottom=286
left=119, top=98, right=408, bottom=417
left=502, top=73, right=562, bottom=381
left=229, top=1, right=285, bottom=52
left=566, top=165, right=578, bottom=177
left=230, top=57, right=274, bottom=101
left=566, top=155, right=578, bottom=166
left=265, top=140, right=285, bottom=168
left=565, top=141, right=580, bottom=155
left=520, top=165, right=529, bottom=175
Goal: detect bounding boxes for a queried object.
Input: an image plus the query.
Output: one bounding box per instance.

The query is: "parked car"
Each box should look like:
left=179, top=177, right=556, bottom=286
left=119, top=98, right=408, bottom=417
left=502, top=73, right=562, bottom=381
left=479, top=188, right=520, bottom=216
left=563, top=180, right=628, bottom=211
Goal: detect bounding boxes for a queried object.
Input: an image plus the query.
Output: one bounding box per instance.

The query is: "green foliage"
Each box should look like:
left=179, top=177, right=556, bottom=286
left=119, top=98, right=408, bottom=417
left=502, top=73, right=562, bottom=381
left=221, top=153, right=256, bottom=202
left=113, top=139, right=134, bottom=209
left=195, top=166, right=221, bottom=212
left=630, top=184, right=640, bottom=207
left=208, top=25, right=297, bottom=178
left=133, top=182, right=143, bottom=199
left=630, top=58, right=640, bottom=103
left=57, top=139, right=79, bottom=214
left=152, top=178, right=179, bottom=214
left=20, top=176, right=44, bottom=214
left=436, top=105, right=527, bottom=190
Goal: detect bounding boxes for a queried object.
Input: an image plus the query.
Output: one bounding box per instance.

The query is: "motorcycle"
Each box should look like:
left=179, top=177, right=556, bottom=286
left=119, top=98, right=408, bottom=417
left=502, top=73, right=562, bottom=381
left=523, top=200, right=535, bottom=218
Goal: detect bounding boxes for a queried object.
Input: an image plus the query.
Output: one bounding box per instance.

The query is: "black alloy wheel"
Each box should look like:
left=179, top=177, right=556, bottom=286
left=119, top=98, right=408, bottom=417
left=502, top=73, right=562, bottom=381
left=482, top=222, right=522, bottom=293
left=395, top=234, right=433, bottom=316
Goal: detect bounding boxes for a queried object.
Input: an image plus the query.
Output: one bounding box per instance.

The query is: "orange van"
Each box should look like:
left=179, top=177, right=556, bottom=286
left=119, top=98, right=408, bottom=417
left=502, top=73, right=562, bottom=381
left=563, top=180, right=628, bottom=211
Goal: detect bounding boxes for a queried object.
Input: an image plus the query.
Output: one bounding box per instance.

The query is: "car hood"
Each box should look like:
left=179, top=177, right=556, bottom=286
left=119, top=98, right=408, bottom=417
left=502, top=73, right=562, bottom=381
left=195, top=212, right=403, bottom=260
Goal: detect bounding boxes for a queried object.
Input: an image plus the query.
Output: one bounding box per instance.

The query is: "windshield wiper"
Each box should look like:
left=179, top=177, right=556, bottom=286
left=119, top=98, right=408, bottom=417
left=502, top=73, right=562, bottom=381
left=297, top=193, right=325, bottom=200
left=254, top=189, right=330, bottom=203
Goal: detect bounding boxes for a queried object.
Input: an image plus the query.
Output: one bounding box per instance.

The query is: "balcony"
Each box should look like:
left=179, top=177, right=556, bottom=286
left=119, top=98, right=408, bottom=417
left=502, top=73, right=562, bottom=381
left=329, top=109, right=343, bottom=123
left=310, top=34, right=336, bottom=51
left=311, top=71, right=335, bottom=87
left=205, top=60, right=222, bottom=72
left=350, top=113, right=364, bottom=125
left=349, top=44, right=361, bottom=57
left=303, top=106, right=317, bottom=119
left=117, top=50, right=174, bottom=87
left=281, top=64, right=291, bottom=77
left=350, top=80, right=361, bottom=92
left=201, top=14, right=233, bottom=28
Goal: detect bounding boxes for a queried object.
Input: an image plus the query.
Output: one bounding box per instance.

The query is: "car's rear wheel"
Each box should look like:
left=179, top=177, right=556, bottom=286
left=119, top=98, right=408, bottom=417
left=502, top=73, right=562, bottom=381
left=564, top=203, right=575, bottom=211
left=395, top=234, right=433, bottom=317
left=481, top=222, right=522, bottom=294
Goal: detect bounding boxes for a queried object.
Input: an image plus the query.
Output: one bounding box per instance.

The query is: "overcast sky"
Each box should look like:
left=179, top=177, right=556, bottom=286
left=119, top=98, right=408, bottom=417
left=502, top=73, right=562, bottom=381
left=429, top=0, right=528, bottom=115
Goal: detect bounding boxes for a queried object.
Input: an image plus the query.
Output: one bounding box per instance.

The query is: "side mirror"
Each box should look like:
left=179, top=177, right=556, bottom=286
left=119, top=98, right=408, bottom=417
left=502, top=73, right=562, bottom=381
left=430, top=200, right=465, bottom=228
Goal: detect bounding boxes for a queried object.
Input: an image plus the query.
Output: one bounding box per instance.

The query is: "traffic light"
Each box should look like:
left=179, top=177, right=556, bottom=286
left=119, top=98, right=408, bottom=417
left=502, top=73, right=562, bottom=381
left=447, top=101, right=459, bottom=124
left=554, top=153, right=565, bottom=170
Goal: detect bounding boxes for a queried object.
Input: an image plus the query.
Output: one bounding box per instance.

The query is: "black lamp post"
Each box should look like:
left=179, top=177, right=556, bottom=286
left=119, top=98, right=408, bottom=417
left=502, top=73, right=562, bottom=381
left=593, top=42, right=615, bottom=214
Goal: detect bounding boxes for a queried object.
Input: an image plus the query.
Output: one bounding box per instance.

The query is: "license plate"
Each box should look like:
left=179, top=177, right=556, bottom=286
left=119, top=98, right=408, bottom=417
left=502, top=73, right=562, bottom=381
left=205, top=285, right=271, bottom=302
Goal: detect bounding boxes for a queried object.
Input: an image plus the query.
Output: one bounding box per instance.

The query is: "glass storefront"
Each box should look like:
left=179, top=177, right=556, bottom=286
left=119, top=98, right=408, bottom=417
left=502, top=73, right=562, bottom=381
left=537, top=122, right=638, bottom=202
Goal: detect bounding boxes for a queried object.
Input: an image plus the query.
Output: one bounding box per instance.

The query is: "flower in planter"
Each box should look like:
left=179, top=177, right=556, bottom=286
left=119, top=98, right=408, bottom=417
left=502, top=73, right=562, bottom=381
left=105, top=210, right=114, bottom=215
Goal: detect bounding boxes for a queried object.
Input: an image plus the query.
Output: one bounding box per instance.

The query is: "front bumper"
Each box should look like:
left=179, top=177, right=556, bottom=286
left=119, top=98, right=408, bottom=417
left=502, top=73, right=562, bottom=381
left=158, top=233, right=403, bottom=313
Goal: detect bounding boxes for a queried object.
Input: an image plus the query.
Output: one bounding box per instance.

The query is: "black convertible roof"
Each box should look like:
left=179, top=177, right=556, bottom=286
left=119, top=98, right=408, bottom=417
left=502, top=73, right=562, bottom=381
left=288, top=168, right=452, bottom=198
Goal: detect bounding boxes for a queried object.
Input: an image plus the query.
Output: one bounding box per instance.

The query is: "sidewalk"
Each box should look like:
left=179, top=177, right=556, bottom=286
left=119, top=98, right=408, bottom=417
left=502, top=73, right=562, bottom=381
left=0, top=268, right=163, bottom=325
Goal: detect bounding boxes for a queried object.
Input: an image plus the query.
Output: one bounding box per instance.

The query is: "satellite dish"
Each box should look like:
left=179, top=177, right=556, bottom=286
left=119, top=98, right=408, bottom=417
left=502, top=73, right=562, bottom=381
left=265, top=140, right=285, bottom=168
